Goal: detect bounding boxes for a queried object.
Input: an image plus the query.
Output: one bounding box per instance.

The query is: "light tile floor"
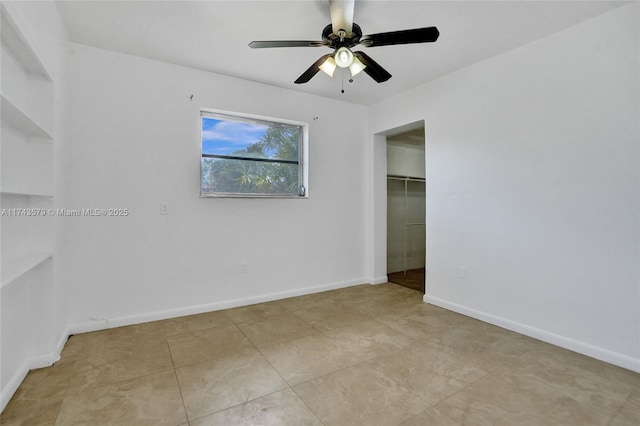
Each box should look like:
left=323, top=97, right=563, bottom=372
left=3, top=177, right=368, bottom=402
left=1, top=283, right=638, bottom=425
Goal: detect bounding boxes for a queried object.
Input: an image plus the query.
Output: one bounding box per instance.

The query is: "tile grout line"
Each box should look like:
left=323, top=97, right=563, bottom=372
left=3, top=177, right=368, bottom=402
left=184, top=386, right=319, bottom=425
left=179, top=318, right=289, bottom=424
left=604, top=387, right=636, bottom=426
left=166, top=334, right=191, bottom=425
left=171, top=367, right=190, bottom=426
left=288, top=385, right=327, bottom=426
left=248, top=309, right=356, bottom=426
left=51, top=336, right=88, bottom=426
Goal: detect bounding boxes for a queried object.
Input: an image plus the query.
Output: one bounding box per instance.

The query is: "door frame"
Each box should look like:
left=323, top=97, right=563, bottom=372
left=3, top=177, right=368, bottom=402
left=370, top=120, right=425, bottom=287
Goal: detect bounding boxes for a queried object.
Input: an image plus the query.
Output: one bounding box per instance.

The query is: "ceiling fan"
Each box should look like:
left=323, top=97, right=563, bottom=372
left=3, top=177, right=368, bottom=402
left=248, top=0, right=439, bottom=84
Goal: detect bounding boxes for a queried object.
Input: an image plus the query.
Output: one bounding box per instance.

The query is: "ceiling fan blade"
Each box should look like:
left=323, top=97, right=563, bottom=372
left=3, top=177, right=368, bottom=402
left=352, top=51, right=391, bottom=83
left=360, top=27, right=439, bottom=47
left=294, top=54, right=333, bottom=84
left=329, top=0, right=354, bottom=35
left=249, top=40, right=329, bottom=48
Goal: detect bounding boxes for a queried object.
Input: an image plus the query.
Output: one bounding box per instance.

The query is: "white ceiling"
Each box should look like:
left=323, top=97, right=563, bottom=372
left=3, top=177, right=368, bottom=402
left=55, top=0, right=626, bottom=106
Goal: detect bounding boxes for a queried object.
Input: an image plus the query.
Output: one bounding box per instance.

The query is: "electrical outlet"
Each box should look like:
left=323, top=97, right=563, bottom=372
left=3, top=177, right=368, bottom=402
left=160, top=202, right=168, bottom=215
left=457, top=266, right=467, bottom=280
left=241, top=262, right=248, bottom=273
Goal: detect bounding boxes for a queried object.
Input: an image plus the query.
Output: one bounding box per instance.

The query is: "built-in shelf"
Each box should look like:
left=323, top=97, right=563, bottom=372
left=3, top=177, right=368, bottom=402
left=1, top=94, right=53, bottom=140
left=0, top=3, right=52, bottom=82
left=1, top=3, right=56, bottom=293
left=0, top=3, right=60, bottom=413
left=1, top=189, right=53, bottom=198
left=1, top=252, right=52, bottom=288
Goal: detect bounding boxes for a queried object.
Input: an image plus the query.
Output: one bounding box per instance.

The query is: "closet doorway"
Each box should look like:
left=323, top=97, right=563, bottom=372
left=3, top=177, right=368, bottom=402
left=386, top=127, right=425, bottom=293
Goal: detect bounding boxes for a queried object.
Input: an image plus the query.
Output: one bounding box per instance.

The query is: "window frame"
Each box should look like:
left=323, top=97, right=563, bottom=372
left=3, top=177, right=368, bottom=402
left=199, top=109, right=309, bottom=199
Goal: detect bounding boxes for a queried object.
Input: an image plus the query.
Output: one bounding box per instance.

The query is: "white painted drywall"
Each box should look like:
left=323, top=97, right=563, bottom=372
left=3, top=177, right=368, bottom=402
left=58, top=43, right=369, bottom=326
left=387, top=144, right=426, bottom=179
left=370, top=3, right=639, bottom=370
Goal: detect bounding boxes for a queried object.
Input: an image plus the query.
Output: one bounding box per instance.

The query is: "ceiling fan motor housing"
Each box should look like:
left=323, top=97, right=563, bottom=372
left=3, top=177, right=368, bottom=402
left=322, top=23, right=362, bottom=48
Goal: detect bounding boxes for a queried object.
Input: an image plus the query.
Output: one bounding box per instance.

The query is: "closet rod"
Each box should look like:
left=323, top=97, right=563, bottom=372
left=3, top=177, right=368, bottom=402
left=387, top=175, right=426, bottom=183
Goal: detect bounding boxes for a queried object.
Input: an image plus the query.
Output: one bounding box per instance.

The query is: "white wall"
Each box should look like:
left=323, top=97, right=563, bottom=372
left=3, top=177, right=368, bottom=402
left=387, top=144, right=425, bottom=179
left=58, top=43, right=369, bottom=328
left=369, top=3, right=639, bottom=370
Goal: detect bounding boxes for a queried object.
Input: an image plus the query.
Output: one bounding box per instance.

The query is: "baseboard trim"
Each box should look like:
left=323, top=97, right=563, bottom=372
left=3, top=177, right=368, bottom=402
left=0, top=352, right=60, bottom=412
left=56, top=327, right=71, bottom=355
left=424, top=294, right=640, bottom=373
left=62, top=279, right=367, bottom=336
left=61, top=279, right=369, bottom=336
left=66, top=279, right=370, bottom=336
left=370, top=276, right=389, bottom=285
left=99, top=278, right=368, bottom=329
left=1, top=362, right=28, bottom=412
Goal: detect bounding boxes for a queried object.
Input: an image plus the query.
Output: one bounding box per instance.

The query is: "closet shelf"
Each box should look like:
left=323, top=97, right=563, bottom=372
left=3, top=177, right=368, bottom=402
left=1, top=251, right=52, bottom=288
left=1, top=94, right=54, bottom=140
left=0, top=3, right=53, bottom=81
left=387, top=175, right=426, bottom=182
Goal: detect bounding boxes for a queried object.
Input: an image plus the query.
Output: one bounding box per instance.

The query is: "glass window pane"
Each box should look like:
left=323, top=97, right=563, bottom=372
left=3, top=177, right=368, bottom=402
left=200, top=111, right=305, bottom=197
left=202, top=116, right=300, bottom=162
left=201, top=158, right=300, bottom=195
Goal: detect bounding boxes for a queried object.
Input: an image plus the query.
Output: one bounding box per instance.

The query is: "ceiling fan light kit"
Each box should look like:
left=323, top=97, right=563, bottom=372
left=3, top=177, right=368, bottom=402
left=334, top=46, right=353, bottom=68
left=320, top=46, right=365, bottom=78
left=319, top=56, right=337, bottom=77
left=249, top=0, right=439, bottom=85
left=348, top=55, right=366, bottom=77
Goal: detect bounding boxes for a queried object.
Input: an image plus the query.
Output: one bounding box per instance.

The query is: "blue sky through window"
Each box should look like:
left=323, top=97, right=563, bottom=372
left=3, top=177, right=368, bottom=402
left=201, top=117, right=269, bottom=156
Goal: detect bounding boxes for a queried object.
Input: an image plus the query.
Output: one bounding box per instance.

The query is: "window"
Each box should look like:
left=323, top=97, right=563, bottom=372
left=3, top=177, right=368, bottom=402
left=200, top=110, right=308, bottom=197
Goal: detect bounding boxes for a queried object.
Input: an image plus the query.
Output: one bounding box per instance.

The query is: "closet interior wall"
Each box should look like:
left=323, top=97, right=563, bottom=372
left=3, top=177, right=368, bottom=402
left=387, top=177, right=426, bottom=274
